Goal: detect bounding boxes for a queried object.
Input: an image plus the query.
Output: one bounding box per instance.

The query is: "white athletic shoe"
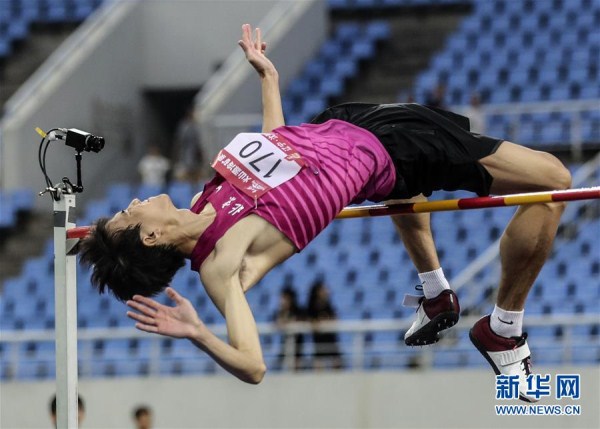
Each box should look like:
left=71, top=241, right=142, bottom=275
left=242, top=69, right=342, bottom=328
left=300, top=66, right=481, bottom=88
left=403, top=289, right=460, bottom=346
left=469, top=315, right=538, bottom=403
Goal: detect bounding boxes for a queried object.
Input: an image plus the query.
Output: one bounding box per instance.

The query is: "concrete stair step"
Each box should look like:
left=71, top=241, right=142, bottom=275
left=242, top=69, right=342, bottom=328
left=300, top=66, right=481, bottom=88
left=1, top=24, right=78, bottom=109
left=336, top=7, right=469, bottom=103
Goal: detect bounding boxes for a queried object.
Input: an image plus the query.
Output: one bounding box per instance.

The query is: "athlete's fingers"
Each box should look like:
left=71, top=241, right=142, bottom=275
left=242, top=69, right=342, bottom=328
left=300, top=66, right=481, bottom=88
left=261, top=42, right=267, bottom=53
left=131, top=295, right=161, bottom=311
left=240, top=25, right=248, bottom=47
left=166, top=287, right=184, bottom=305
left=126, top=300, right=156, bottom=317
left=134, top=322, right=159, bottom=334
left=255, top=27, right=262, bottom=51
left=127, top=298, right=156, bottom=314
left=243, top=23, right=252, bottom=45
left=127, top=311, right=156, bottom=326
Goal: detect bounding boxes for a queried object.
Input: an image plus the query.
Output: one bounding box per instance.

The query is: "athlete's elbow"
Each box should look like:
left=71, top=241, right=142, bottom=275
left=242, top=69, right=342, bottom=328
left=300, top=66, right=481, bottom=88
left=245, top=362, right=267, bottom=385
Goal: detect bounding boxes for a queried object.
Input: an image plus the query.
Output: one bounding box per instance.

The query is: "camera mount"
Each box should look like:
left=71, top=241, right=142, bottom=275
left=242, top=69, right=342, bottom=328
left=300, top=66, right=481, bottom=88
left=37, top=128, right=105, bottom=201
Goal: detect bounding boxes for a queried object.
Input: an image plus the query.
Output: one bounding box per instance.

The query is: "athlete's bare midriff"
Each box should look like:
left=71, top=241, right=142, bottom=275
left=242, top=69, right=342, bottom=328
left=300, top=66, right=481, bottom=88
left=197, top=204, right=296, bottom=292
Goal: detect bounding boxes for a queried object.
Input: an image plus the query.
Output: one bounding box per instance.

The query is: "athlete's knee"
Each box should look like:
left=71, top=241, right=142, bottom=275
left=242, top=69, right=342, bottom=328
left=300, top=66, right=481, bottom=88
left=524, top=150, right=572, bottom=194
left=531, top=152, right=571, bottom=213
left=543, top=152, right=572, bottom=190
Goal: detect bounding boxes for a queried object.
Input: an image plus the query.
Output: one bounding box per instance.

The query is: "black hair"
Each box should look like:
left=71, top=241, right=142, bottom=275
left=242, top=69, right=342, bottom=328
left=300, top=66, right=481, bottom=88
left=307, top=280, right=336, bottom=319
left=134, top=405, right=151, bottom=419
left=50, top=394, right=85, bottom=415
left=281, top=286, right=300, bottom=312
left=79, top=217, right=186, bottom=301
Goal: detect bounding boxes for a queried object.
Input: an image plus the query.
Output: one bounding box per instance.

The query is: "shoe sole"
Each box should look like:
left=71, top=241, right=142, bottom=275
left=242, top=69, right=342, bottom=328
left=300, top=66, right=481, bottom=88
left=405, top=311, right=459, bottom=346
left=469, top=329, right=534, bottom=403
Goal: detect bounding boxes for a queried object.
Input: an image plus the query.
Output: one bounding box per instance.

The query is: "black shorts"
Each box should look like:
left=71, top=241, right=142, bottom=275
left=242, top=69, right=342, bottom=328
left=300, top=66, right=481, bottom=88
left=310, top=103, right=503, bottom=199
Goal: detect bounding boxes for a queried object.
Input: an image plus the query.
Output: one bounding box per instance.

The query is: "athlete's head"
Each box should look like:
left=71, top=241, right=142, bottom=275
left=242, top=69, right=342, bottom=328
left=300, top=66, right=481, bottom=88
left=80, top=195, right=186, bottom=301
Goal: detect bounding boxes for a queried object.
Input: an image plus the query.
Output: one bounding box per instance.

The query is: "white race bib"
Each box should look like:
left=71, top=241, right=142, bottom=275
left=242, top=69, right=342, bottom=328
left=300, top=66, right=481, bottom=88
left=212, top=133, right=306, bottom=198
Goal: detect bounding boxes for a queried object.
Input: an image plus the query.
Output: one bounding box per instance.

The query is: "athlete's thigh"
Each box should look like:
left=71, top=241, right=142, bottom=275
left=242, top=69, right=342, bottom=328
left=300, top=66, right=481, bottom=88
left=478, top=141, right=570, bottom=195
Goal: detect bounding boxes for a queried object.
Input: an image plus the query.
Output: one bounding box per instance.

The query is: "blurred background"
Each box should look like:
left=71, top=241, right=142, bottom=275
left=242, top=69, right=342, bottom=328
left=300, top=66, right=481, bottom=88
left=0, top=0, right=598, bottom=427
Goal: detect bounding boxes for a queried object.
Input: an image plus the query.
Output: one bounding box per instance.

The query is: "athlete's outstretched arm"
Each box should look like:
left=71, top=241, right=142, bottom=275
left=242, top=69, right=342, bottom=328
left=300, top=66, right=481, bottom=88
left=238, top=23, right=285, bottom=132
left=127, top=285, right=266, bottom=384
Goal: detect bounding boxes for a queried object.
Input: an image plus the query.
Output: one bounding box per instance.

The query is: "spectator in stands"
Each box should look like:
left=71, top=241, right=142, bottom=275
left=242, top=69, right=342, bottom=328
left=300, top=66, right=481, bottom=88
left=172, top=105, right=204, bottom=182
left=273, top=286, right=305, bottom=370
left=50, top=394, right=85, bottom=428
left=307, top=281, right=343, bottom=370
left=424, top=83, right=447, bottom=109
left=81, top=24, right=572, bottom=401
left=463, top=93, right=486, bottom=134
left=133, top=405, right=153, bottom=429
left=138, top=145, right=171, bottom=187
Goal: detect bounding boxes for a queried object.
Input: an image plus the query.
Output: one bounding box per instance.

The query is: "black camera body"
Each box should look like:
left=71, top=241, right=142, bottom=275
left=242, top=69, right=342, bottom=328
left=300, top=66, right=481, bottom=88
left=65, top=128, right=105, bottom=153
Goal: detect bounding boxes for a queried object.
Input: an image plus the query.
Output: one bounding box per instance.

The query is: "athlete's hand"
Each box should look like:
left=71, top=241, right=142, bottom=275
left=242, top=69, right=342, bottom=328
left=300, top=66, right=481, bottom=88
left=127, top=287, right=204, bottom=339
left=238, top=23, right=277, bottom=79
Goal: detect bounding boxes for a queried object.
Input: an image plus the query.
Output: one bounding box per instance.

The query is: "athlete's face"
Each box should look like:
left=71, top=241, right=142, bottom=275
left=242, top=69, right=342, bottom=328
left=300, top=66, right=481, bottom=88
left=108, top=194, right=177, bottom=245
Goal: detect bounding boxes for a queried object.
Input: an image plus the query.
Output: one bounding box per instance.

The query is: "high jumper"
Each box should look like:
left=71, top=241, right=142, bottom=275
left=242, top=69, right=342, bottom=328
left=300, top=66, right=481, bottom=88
left=79, top=24, right=573, bottom=401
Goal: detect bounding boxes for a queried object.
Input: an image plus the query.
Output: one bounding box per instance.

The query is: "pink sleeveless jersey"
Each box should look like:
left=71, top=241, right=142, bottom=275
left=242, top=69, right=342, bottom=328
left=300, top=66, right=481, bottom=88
left=189, top=119, right=396, bottom=271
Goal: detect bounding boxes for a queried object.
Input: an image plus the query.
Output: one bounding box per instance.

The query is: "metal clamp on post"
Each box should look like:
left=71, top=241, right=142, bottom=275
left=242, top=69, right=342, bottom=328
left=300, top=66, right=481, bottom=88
left=36, top=127, right=105, bottom=429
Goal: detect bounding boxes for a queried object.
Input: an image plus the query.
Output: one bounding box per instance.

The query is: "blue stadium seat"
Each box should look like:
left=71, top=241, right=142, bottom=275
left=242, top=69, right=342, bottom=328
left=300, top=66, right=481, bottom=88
left=328, top=0, right=349, bottom=10
left=7, top=18, right=28, bottom=41
left=303, top=59, right=328, bottom=79
left=332, top=58, right=358, bottom=78
left=335, top=22, right=361, bottom=41
left=137, top=183, right=163, bottom=200
left=350, top=40, right=376, bottom=60
left=433, top=349, right=467, bottom=368
left=319, top=40, right=343, bottom=59
left=286, top=78, right=313, bottom=97
left=0, top=193, right=16, bottom=228
left=106, top=183, right=132, bottom=207
left=74, top=1, right=95, bottom=20
left=300, top=96, right=327, bottom=120
left=464, top=349, right=489, bottom=368
left=40, top=0, right=68, bottom=23
left=365, top=21, right=391, bottom=41
left=0, top=35, right=11, bottom=58
left=354, top=0, right=377, bottom=9
left=103, top=339, right=135, bottom=359
left=530, top=344, right=564, bottom=365
left=168, top=181, right=193, bottom=208
left=16, top=359, right=54, bottom=380
left=91, top=359, right=149, bottom=377
left=84, top=200, right=112, bottom=220
left=571, top=345, right=600, bottom=365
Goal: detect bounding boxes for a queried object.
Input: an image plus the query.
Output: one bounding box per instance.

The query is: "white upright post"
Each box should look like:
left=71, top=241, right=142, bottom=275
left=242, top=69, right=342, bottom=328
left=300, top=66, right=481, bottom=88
left=54, top=194, right=79, bottom=429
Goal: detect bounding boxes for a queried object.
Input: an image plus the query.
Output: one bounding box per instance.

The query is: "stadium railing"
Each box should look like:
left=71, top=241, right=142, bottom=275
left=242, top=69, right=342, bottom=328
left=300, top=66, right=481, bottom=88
left=1, top=314, right=598, bottom=379
left=483, top=99, right=600, bottom=157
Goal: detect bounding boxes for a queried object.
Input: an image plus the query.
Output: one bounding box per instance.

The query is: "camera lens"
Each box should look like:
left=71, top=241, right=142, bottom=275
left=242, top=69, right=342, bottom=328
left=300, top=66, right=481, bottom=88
left=85, top=135, right=105, bottom=153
